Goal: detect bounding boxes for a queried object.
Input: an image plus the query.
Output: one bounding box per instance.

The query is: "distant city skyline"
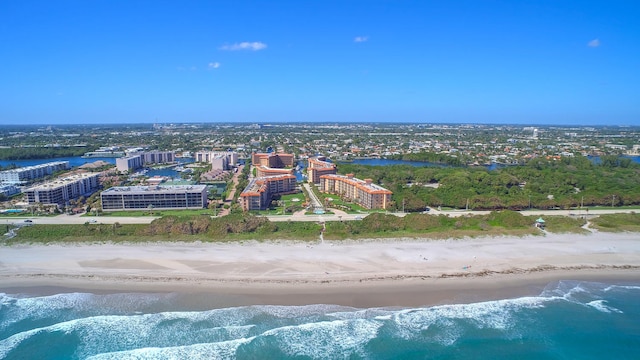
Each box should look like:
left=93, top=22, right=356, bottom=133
left=1, top=1, right=639, bottom=126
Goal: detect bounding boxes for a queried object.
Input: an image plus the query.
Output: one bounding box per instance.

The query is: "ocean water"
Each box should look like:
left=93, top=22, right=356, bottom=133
left=1, top=280, right=639, bottom=359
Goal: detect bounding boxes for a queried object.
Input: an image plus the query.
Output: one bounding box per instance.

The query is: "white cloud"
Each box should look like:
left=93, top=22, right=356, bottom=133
left=588, top=38, right=601, bottom=47
left=219, top=41, right=267, bottom=51
left=354, top=36, right=368, bottom=43
left=208, top=62, right=221, bottom=69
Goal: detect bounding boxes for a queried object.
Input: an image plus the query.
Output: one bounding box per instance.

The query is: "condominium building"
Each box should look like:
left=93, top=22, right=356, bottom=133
left=307, top=157, right=337, bottom=184
left=141, top=150, right=174, bottom=164
left=240, top=174, right=297, bottom=211
left=251, top=152, right=295, bottom=168
left=24, top=173, right=100, bottom=205
left=116, top=150, right=175, bottom=173
left=0, top=161, right=70, bottom=184
left=319, top=173, right=392, bottom=210
left=0, top=184, right=20, bottom=198
left=255, top=165, right=294, bottom=178
left=101, top=185, right=208, bottom=211
left=116, top=154, right=144, bottom=173
left=195, top=151, right=238, bottom=170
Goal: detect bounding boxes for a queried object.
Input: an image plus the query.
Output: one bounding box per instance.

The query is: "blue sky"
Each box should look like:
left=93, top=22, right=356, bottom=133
left=1, top=0, right=639, bottom=125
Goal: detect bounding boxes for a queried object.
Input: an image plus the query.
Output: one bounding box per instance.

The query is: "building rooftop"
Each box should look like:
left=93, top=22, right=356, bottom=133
left=102, top=184, right=207, bottom=195
left=241, top=174, right=296, bottom=197
left=25, top=172, right=98, bottom=191
left=1, top=161, right=69, bottom=174
left=320, top=174, right=392, bottom=194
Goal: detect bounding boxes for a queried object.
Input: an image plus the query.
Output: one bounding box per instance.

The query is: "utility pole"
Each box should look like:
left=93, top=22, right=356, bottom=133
left=402, top=198, right=405, bottom=213
left=612, top=195, right=616, bottom=208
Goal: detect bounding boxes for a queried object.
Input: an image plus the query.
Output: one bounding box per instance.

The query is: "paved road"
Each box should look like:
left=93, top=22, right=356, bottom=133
left=266, top=208, right=634, bottom=222
left=4, top=213, right=159, bottom=226
left=303, top=183, right=323, bottom=210
left=4, top=208, right=635, bottom=226
left=218, top=164, right=244, bottom=217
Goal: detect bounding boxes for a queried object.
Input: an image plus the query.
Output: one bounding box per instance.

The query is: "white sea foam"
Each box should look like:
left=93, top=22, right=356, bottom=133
left=586, top=300, right=623, bottom=314
left=604, top=284, right=640, bottom=292
left=391, top=296, right=549, bottom=345
left=327, top=307, right=395, bottom=320
left=260, top=318, right=382, bottom=359
left=252, top=304, right=351, bottom=319
left=86, top=337, right=254, bottom=360
left=0, top=292, right=170, bottom=334
left=0, top=310, right=257, bottom=359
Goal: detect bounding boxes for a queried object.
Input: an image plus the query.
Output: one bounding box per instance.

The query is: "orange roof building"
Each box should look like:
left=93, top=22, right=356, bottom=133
left=251, top=152, right=295, bottom=168
left=240, top=174, right=297, bottom=211
left=255, top=165, right=294, bottom=178
left=307, top=157, right=337, bottom=184
left=319, top=173, right=392, bottom=210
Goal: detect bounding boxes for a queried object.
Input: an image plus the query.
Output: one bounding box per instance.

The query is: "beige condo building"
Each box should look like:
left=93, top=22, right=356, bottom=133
left=319, top=173, right=392, bottom=210
left=240, top=174, right=297, bottom=211
left=307, top=157, right=337, bottom=184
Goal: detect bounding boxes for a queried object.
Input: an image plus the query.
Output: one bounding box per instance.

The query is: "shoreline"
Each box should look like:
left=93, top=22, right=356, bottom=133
left=3, top=269, right=640, bottom=310
left=2, top=232, right=639, bottom=308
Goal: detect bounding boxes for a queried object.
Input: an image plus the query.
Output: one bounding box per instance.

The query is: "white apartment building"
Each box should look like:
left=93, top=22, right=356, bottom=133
left=116, top=155, right=144, bottom=173
left=0, top=161, right=70, bottom=184
left=0, top=184, right=20, bottom=198
left=24, top=173, right=100, bottom=205
left=116, top=150, right=175, bottom=173
left=101, top=185, right=208, bottom=211
left=195, top=151, right=238, bottom=170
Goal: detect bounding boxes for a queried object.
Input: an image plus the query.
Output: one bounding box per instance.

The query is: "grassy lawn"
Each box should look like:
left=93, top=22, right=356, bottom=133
left=279, top=193, right=305, bottom=202
left=590, top=213, right=640, bottom=232
left=323, top=194, right=369, bottom=213
left=528, top=215, right=590, bottom=234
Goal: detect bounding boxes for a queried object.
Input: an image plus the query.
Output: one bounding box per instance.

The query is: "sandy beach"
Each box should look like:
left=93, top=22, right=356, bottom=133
left=1, top=232, right=639, bottom=308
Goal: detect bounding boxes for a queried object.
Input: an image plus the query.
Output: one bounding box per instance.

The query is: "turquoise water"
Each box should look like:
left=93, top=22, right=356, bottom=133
left=1, top=280, right=639, bottom=359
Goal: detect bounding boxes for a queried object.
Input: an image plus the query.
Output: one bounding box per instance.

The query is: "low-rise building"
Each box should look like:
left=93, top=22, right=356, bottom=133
left=240, top=174, right=297, bottom=211
left=101, top=185, right=208, bottom=211
left=24, top=173, right=100, bottom=205
left=319, top=173, right=392, bottom=210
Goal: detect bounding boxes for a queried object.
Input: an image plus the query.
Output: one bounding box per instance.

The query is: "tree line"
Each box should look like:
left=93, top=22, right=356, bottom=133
left=337, top=155, right=640, bottom=211
left=0, top=146, right=94, bottom=160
